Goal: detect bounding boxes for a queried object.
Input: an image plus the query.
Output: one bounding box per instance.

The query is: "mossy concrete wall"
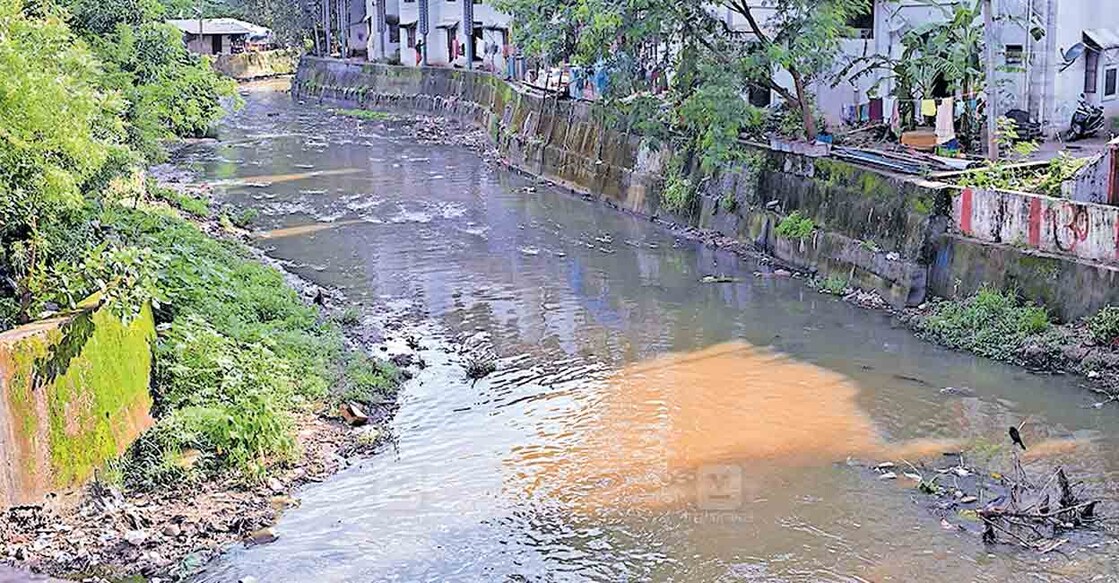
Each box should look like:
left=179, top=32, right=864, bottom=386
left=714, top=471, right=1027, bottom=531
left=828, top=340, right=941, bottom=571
left=0, top=304, right=154, bottom=508
left=294, top=58, right=1119, bottom=320
left=214, top=49, right=301, bottom=80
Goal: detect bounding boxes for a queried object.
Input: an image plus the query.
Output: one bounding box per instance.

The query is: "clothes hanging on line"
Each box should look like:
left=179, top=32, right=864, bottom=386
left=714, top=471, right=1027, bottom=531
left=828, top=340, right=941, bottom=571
left=921, top=99, right=938, bottom=117
left=936, top=97, right=956, bottom=144
left=869, top=97, right=883, bottom=122
left=886, top=97, right=900, bottom=134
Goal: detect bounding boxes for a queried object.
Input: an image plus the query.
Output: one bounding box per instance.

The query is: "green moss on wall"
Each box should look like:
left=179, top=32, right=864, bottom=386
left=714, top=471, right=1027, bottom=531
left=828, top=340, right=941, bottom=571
left=3, top=304, right=155, bottom=495
left=4, top=326, right=62, bottom=479
left=45, top=305, right=154, bottom=487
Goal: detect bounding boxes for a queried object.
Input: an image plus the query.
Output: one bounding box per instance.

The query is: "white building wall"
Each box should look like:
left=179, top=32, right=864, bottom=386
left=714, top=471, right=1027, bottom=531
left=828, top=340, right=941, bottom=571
left=396, top=0, right=509, bottom=69
left=1048, top=0, right=1119, bottom=132
left=365, top=0, right=401, bottom=61
left=726, top=0, right=1119, bottom=136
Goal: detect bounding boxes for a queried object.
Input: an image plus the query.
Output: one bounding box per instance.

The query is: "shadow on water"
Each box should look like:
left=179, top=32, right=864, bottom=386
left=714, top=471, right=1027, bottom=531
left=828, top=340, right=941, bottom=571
left=189, top=83, right=1119, bottom=582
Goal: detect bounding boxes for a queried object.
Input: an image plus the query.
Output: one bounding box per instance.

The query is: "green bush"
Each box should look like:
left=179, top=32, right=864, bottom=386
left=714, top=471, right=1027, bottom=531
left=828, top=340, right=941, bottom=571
left=0, top=0, right=127, bottom=323
left=98, top=204, right=397, bottom=486
left=661, top=158, right=693, bottom=213
left=775, top=211, right=815, bottom=240
left=816, top=275, right=848, bottom=295
left=1088, top=306, right=1119, bottom=345
left=918, top=287, right=1051, bottom=360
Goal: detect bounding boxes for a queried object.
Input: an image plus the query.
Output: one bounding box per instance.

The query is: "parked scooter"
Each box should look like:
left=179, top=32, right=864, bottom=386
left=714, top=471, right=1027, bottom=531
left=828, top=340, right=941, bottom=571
left=1064, top=95, right=1105, bottom=141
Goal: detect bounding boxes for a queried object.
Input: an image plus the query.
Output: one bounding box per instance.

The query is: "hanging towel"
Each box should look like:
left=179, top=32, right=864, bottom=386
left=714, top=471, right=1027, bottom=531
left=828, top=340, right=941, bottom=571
left=858, top=103, right=870, bottom=122
left=842, top=104, right=857, bottom=124
left=936, top=98, right=956, bottom=144
left=921, top=99, right=937, bottom=117
left=887, top=97, right=901, bottom=135
left=869, top=97, right=883, bottom=122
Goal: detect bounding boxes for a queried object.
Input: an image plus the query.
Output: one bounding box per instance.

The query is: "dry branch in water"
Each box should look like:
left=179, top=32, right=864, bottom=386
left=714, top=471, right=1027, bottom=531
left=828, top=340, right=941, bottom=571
left=978, top=462, right=1103, bottom=550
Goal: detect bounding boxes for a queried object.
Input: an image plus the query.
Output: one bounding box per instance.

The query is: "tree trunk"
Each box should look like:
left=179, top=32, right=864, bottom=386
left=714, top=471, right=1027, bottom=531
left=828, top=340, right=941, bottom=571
left=790, top=68, right=816, bottom=141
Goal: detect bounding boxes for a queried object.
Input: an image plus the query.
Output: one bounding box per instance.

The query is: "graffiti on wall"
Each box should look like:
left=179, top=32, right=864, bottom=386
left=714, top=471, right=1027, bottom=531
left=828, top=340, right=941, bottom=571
left=955, top=187, right=1119, bottom=265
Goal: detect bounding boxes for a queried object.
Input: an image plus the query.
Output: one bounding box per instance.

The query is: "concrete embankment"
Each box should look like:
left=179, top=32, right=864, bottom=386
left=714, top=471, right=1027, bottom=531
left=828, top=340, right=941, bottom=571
left=293, top=57, right=1119, bottom=321
left=214, top=48, right=300, bottom=81
left=0, top=301, right=154, bottom=509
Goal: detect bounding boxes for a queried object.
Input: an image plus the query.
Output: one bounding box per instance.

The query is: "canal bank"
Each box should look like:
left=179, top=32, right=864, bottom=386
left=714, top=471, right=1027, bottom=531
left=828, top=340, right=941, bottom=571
left=0, top=150, right=413, bottom=580
left=292, top=57, right=1119, bottom=324
left=180, top=79, right=1119, bottom=582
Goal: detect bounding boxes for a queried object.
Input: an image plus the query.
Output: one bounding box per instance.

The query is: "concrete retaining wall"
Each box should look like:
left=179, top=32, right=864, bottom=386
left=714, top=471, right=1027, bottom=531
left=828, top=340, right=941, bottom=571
left=214, top=49, right=301, bottom=80
left=953, top=186, right=1119, bottom=265
left=0, top=302, right=154, bottom=508
left=293, top=58, right=1119, bottom=321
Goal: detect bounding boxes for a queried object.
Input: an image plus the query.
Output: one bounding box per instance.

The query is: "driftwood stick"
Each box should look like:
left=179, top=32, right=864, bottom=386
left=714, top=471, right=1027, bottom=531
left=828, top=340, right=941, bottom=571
left=979, top=515, right=1037, bottom=548
left=1001, top=501, right=1099, bottom=520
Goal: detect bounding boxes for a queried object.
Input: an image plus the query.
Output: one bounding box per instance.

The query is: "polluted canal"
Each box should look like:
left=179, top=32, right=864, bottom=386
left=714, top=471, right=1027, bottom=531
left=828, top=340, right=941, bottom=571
left=186, top=82, right=1119, bottom=582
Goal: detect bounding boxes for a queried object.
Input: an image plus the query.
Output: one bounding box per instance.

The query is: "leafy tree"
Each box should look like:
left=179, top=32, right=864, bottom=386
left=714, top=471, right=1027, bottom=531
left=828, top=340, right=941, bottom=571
left=0, top=0, right=127, bottom=324
left=64, top=0, right=239, bottom=158
left=723, top=0, right=869, bottom=140
left=498, top=0, right=868, bottom=142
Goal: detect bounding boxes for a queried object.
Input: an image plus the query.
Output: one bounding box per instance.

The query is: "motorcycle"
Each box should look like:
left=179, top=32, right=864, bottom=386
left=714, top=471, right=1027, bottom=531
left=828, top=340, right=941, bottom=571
left=1064, top=95, right=1105, bottom=141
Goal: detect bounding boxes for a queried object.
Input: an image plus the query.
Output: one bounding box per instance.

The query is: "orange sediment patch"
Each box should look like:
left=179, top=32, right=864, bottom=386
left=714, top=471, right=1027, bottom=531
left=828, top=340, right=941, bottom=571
left=510, top=341, right=958, bottom=511
left=217, top=168, right=362, bottom=186
left=1021, top=437, right=1092, bottom=461
left=257, top=220, right=365, bottom=240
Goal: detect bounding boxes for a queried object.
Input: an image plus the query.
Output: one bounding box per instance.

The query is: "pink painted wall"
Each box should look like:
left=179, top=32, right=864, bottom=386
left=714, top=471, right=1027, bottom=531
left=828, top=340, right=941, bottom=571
left=952, top=187, right=1119, bottom=265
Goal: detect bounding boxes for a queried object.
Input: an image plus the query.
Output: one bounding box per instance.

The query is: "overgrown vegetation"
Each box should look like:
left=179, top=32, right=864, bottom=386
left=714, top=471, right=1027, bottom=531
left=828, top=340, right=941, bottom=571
left=1088, top=306, right=1119, bottom=346
left=0, top=0, right=237, bottom=330
left=815, top=275, right=849, bottom=295
left=917, top=287, right=1051, bottom=360
left=91, top=190, right=398, bottom=490
left=955, top=153, right=1089, bottom=197
left=494, top=0, right=867, bottom=208
left=774, top=211, right=816, bottom=240
left=660, top=157, right=695, bottom=213
left=1, top=0, right=395, bottom=490
left=334, top=108, right=394, bottom=121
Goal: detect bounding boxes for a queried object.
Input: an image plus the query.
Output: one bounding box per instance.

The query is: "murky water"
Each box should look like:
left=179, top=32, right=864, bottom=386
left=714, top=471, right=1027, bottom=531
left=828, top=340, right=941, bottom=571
left=189, top=82, right=1119, bottom=582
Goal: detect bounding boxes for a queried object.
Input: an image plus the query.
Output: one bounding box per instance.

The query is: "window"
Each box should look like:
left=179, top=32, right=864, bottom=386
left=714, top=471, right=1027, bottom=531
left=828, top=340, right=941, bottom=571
left=845, top=0, right=874, bottom=39
left=748, top=85, right=771, bottom=107
left=1107, top=67, right=1118, bottom=98
left=1005, top=44, right=1024, bottom=66
left=1086, top=49, right=1100, bottom=94
left=389, top=23, right=400, bottom=44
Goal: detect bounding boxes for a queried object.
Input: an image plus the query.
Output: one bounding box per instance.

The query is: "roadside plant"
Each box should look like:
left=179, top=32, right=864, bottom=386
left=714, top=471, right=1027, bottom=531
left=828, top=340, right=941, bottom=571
left=1088, top=306, right=1119, bottom=345
left=815, top=275, right=848, bottom=295
left=917, top=286, right=1050, bottom=360
left=775, top=211, right=815, bottom=240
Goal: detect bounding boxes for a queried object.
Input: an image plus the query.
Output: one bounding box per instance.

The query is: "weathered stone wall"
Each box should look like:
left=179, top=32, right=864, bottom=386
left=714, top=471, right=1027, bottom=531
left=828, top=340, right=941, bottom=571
left=0, top=303, right=155, bottom=508
left=293, top=57, right=1119, bottom=321
left=953, top=186, right=1119, bottom=264
left=214, top=49, right=301, bottom=81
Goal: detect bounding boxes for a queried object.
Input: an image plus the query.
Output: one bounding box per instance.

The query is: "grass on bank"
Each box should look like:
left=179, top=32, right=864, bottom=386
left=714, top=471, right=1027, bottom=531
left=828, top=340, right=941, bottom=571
left=103, top=191, right=398, bottom=489
left=333, top=108, right=394, bottom=121
left=916, top=286, right=1051, bottom=361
